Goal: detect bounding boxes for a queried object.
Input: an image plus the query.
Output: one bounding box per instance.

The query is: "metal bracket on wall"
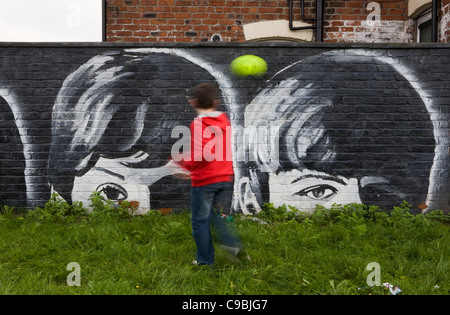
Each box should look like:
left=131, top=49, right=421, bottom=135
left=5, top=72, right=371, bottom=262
left=288, top=0, right=324, bottom=42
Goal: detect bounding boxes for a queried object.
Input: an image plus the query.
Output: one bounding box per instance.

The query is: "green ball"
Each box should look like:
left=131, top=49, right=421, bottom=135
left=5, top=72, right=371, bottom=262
left=230, top=55, right=268, bottom=78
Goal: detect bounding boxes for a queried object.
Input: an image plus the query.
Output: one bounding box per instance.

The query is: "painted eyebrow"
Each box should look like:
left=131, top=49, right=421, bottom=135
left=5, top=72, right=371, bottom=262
left=93, top=167, right=126, bottom=181
left=291, top=174, right=346, bottom=185
left=359, top=176, right=390, bottom=188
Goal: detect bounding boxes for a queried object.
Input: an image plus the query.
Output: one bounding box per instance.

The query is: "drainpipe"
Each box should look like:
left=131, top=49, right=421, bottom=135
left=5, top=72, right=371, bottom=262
left=288, top=0, right=324, bottom=42
left=432, top=0, right=439, bottom=42
left=316, top=0, right=323, bottom=42
left=103, top=0, right=107, bottom=42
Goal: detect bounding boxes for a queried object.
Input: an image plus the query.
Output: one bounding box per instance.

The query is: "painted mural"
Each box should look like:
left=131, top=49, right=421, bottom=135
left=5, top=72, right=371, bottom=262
left=0, top=46, right=448, bottom=214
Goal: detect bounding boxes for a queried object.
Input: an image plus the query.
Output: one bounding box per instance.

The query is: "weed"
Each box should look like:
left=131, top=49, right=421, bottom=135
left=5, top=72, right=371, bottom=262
left=26, top=193, right=86, bottom=222
left=0, top=205, right=16, bottom=218
left=87, top=191, right=142, bottom=220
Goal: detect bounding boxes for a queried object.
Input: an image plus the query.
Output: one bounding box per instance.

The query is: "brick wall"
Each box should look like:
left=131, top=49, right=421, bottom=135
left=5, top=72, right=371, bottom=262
left=0, top=43, right=449, bottom=214
left=442, top=0, right=450, bottom=42
left=106, top=0, right=292, bottom=42
left=106, top=0, right=415, bottom=42
left=324, top=0, right=414, bottom=42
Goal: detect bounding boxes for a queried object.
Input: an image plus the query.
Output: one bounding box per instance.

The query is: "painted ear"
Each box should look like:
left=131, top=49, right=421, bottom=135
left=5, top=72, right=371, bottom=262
left=237, top=176, right=260, bottom=215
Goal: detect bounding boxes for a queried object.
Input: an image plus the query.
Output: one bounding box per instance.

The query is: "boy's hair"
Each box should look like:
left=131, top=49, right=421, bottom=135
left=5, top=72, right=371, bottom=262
left=191, top=83, right=219, bottom=109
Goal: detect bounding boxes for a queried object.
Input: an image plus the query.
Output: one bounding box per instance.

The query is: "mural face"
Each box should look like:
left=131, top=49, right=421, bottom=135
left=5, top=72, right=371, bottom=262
left=47, top=51, right=217, bottom=213
left=70, top=153, right=188, bottom=214
left=0, top=47, right=448, bottom=214
left=237, top=51, right=436, bottom=214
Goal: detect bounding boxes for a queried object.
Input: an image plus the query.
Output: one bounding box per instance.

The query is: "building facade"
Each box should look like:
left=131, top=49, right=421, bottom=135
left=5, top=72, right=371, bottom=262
left=106, top=0, right=450, bottom=43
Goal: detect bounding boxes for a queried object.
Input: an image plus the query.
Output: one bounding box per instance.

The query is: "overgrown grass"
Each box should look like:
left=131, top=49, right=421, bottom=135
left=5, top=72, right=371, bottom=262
left=0, top=195, right=449, bottom=295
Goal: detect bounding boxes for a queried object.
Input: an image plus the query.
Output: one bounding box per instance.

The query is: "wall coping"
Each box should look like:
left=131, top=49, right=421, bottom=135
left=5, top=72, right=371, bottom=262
left=0, top=41, right=449, bottom=49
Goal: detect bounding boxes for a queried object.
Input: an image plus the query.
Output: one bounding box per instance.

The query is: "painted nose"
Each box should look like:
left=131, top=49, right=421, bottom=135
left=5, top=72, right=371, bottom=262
left=343, top=178, right=362, bottom=204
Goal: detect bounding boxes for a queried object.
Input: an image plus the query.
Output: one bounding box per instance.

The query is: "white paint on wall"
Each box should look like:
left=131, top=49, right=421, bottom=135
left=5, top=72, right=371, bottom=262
left=408, top=0, right=432, bottom=18
left=326, top=20, right=414, bottom=43
left=243, top=20, right=314, bottom=42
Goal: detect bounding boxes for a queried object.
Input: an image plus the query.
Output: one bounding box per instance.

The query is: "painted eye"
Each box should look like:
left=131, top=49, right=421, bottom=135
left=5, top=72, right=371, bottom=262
left=295, top=184, right=338, bottom=200
left=96, top=183, right=128, bottom=201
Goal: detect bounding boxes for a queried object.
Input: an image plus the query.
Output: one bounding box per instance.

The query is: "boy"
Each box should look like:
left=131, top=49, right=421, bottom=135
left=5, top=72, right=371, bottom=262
left=172, top=83, right=248, bottom=266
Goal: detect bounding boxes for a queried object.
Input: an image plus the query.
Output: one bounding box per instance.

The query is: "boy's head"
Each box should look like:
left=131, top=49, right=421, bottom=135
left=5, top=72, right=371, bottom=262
left=190, top=83, right=220, bottom=109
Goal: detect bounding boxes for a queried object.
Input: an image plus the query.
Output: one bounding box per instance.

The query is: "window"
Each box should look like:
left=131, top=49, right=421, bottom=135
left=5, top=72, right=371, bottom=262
left=417, top=9, right=433, bottom=42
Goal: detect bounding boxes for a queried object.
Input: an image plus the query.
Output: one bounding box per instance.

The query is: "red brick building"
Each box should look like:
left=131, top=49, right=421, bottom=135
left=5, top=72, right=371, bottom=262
left=106, top=0, right=450, bottom=43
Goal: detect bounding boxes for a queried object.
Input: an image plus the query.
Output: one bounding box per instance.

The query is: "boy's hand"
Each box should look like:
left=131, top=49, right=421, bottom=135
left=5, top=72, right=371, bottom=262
left=172, top=172, right=191, bottom=180
left=166, top=159, right=191, bottom=180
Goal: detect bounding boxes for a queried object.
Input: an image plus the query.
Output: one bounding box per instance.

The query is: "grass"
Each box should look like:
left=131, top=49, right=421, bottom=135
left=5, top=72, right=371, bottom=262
left=0, top=195, right=449, bottom=295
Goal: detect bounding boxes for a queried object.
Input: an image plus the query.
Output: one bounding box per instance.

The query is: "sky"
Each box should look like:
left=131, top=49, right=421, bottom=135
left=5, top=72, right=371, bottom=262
left=0, top=0, right=103, bottom=42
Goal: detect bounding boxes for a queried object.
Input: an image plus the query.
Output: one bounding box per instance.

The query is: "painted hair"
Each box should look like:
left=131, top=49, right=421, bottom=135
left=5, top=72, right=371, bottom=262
left=0, top=95, right=26, bottom=206
left=243, top=51, right=435, bottom=210
left=48, top=51, right=216, bottom=203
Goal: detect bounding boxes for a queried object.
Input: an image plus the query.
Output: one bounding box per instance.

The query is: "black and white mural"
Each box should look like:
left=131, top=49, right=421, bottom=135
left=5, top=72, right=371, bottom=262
left=0, top=45, right=448, bottom=214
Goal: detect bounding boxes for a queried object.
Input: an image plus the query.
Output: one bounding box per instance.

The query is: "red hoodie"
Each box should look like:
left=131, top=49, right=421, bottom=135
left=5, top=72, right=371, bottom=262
left=174, top=111, right=234, bottom=187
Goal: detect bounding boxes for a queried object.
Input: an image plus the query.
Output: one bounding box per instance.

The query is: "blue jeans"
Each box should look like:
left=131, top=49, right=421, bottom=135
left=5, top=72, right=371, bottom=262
left=191, top=181, right=241, bottom=265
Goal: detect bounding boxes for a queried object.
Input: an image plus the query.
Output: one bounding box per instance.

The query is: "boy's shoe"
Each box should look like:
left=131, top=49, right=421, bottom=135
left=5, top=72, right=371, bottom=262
left=220, top=245, right=252, bottom=263
left=192, top=260, right=208, bottom=266
left=236, top=249, right=252, bottom=263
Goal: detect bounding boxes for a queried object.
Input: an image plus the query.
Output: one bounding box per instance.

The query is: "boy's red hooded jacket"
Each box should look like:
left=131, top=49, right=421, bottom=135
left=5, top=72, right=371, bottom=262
left=173, top=111, right=234, bottom=187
